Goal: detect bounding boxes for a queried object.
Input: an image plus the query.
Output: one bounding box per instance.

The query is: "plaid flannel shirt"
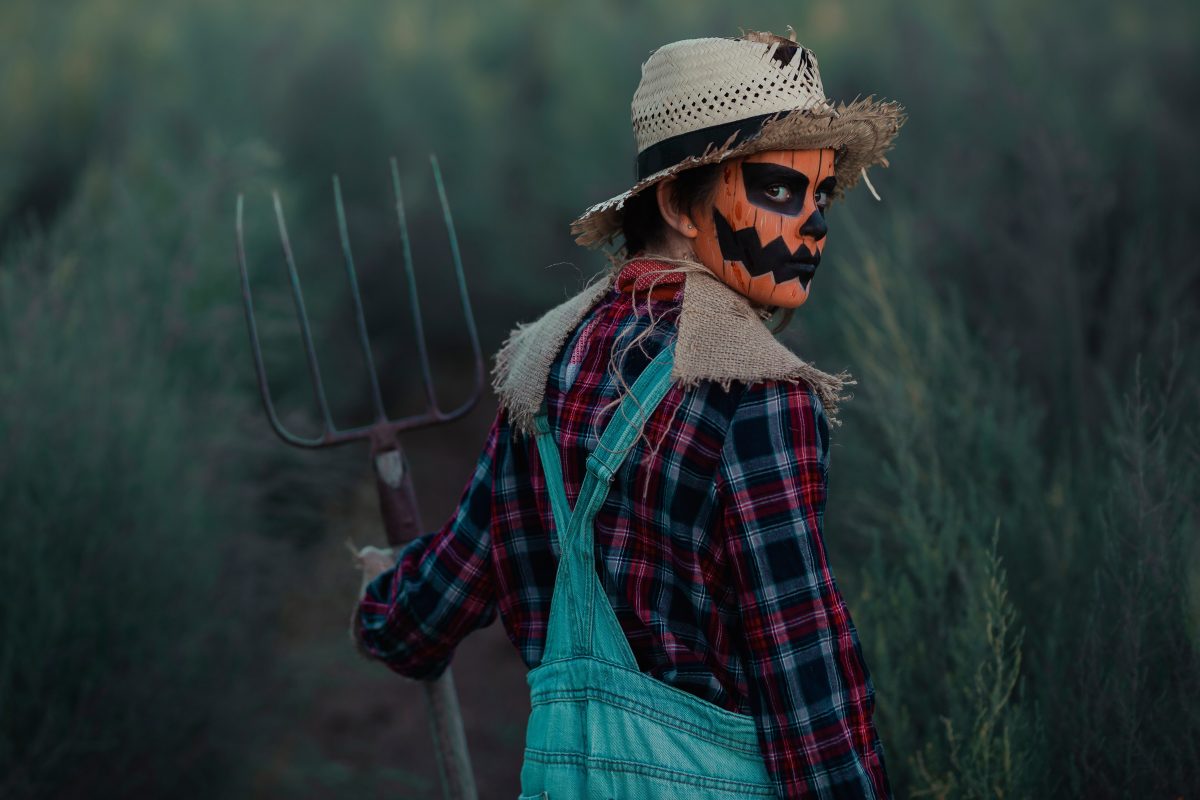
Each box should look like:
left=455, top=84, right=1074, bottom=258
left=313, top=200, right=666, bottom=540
left=357, top=260, right=891, bottom=798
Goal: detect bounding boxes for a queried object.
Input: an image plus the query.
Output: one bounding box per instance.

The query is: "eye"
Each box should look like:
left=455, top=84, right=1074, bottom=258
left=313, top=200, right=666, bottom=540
left=814, top=190, right=830, bottom=210
left=764, top=183, right=793, bottom=203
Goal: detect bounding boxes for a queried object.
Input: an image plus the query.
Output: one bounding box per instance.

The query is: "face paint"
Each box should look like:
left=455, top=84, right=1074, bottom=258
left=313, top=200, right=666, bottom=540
left=691, top=149, right=836, bottom=308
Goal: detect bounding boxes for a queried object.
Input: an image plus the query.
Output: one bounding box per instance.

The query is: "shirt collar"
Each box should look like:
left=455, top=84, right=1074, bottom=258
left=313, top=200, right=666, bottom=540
left=616, top=257, right=687, bottom=298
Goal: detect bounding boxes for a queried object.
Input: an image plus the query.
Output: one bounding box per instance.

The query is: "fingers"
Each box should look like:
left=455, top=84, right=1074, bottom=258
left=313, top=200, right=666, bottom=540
left=353, top=545, right=397, bottom=580
left=347, top=538, right=396, bottom=569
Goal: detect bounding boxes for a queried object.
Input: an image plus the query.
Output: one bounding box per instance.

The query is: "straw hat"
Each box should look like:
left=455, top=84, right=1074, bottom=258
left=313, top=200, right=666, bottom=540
left=570, top=30, right=905, bottom=249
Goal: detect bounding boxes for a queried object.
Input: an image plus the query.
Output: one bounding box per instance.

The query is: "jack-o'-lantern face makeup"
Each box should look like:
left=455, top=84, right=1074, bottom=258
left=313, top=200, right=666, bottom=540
left=691, top=148, right=836, bottom=308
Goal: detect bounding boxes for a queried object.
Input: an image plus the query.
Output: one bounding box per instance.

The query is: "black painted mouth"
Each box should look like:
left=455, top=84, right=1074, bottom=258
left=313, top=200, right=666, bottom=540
left=713, top=208, right=822, bottom=288
left=781, top=261, right=818, bottom=290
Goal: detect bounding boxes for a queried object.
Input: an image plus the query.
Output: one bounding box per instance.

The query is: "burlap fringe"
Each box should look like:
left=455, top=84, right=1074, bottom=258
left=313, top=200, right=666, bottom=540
left=672, top=266, right=853, bottom=423
left=490, top=274, right=616, bottom=436
left=491, top=258, right=854, bottom=436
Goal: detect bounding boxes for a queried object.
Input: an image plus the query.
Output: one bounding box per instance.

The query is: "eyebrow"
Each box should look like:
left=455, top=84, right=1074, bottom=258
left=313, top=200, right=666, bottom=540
left=816, top=176, right=837, bottom=192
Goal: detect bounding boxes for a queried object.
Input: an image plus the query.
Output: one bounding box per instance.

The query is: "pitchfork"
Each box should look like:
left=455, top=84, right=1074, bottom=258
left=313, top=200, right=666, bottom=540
left=235, top=156, right=482, bottom=800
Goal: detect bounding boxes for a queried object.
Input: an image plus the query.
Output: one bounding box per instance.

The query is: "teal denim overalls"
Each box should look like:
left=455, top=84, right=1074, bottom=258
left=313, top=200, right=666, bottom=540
left=519, top=345, right=777, bottom=799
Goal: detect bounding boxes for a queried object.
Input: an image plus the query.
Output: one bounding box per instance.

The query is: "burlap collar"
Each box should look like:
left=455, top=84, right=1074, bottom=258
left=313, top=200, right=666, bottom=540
left=491, top=261, right=852, bottom=436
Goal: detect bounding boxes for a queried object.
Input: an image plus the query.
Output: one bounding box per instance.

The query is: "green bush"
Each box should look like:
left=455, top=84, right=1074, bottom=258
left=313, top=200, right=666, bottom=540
left=810, top=223, right=1199, bottom=797
left=0, top=143, right=351, bottom=798
left=824, top=234, right=1045, bottom=797
left=0, top=190, right=238, bottom=796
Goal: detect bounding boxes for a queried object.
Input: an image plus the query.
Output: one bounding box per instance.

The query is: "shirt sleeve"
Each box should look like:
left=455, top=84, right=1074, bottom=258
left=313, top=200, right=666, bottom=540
left=716, top=381, right=891, bottom=799
left=353, top=413, right=503, bottom=680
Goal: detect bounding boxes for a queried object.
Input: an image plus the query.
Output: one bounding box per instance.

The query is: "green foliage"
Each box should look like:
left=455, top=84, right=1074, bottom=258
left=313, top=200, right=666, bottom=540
left=827, top=236, right=1046, bottom=797
left=0, top=141, right=355, bottom=797
left=819, top=218, right=1197, bottom=797
left=910, top=536, right=1038, bottom=799
left=0, top=173, right=241, bottom=795
left=1, top=0, right=1197, bottom=797
left=1051, top=352, right=1200, bottom=796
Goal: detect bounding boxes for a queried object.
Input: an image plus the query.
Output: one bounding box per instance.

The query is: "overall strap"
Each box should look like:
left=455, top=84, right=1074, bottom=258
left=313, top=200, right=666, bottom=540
left=532, top=414, right=569, bottom=550
left=531, top=345, right=677, bottom=664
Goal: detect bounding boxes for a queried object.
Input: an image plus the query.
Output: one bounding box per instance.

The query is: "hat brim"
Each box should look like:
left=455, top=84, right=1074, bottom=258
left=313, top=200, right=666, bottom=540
left=570, top=96, right=906, bottom=249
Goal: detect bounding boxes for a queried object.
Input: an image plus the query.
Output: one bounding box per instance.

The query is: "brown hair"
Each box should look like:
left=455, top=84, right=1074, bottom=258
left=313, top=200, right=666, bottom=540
left=619, top=163, right=723, bottom=256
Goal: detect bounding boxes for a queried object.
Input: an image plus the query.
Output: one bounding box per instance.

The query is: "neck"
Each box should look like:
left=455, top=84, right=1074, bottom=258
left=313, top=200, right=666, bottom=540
left=653, top=227, right=698, bottom=262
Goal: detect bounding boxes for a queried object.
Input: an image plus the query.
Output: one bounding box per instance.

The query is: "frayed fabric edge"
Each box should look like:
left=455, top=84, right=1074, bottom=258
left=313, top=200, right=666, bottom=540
left=491, top=262, right=855, bottom=435
left=491, top=273, right=616, bottom=437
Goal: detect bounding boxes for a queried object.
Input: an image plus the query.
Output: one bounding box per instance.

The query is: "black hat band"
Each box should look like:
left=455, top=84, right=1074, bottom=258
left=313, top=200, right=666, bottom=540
left=634, top=112, right=777, bottom=180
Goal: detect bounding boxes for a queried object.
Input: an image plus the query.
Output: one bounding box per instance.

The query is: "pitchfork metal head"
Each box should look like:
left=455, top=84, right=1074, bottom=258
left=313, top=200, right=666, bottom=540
left=235, top=155, right=484, bottom=451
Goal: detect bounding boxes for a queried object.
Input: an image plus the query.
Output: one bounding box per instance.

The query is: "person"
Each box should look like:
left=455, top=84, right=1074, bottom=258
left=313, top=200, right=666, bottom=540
left=353, top=29, right=904, bottom=798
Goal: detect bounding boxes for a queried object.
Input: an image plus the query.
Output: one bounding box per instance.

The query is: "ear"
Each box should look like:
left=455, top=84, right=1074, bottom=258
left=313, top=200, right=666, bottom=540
left=655, top=179, right=699, bottom=239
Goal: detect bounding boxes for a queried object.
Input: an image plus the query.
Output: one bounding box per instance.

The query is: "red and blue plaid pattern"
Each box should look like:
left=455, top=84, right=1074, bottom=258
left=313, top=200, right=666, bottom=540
left=357, top=260, right=891, bottom=798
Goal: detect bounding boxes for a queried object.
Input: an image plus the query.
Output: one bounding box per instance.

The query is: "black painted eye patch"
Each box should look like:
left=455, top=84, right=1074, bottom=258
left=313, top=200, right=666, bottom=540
left=742, top=162, right=811, bottom=216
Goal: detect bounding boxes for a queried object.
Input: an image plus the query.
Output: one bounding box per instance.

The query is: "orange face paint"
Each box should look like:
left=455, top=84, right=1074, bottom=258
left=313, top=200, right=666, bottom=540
left=691, top=148, right=836, bottom=308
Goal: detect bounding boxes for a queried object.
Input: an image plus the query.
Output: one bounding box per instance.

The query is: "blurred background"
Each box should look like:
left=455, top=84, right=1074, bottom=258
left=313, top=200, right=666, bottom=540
left=1, top=1, right=1197, bottom=798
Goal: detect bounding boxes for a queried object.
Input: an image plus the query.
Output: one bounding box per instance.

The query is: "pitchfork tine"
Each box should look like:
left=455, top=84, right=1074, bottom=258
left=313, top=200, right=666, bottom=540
left=429, top=154, right=485, bottom=418
left=390, top=158, right=440, bottom=414
left=334, top=176, right=389, bottom=423
left=274, top=191, right=338, bottom=437
left=237, top=194, right=322, bottom=448
left=239, top=158, right=483, bottom=443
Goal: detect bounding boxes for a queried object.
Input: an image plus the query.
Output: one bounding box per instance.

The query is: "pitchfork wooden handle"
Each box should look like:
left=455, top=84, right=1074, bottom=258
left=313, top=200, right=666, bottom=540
left=373, top=448, right=423, bottom=546
left=372, top=445, right=477, bottom=800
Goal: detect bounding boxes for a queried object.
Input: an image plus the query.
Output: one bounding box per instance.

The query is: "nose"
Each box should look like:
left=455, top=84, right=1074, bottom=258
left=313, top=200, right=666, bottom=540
left=798, top=209, right=827, bottom=242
